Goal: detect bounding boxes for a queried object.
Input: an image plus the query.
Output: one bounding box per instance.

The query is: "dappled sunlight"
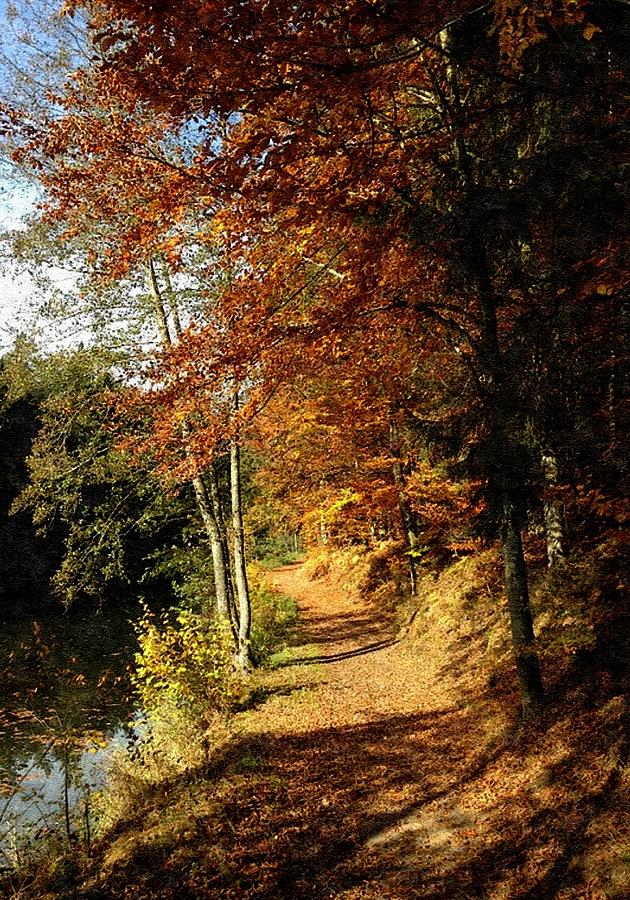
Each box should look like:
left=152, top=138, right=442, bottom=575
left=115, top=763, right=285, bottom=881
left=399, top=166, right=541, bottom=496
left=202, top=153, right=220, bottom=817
left=52, top=562, right=627, bottom=900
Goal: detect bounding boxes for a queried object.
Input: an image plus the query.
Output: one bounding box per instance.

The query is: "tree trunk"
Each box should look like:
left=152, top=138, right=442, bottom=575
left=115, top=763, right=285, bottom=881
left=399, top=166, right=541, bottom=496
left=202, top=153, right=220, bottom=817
left=501, top=498, right=545, bottom=717
left=145, top=256, right=236, bottom=634
left=608, top=348, right=618, bottom=457
left=541, top=449, right=566, bottom=568
left=319, top=478, right=329, bottom=546
left=436, top=37, right=545, bottom=715
left=146, top=257, right=172, bottom=346
left=191, top=473, right=232, bottom=627
left=390, top=419, right=419, bottom=596
left=230, top=399, right=253, bottom=672
left=319, top=513, right=328, bottom=546
left=205, top=460, right=238, bottom=627
left=158, top=255, right=184, bottom=338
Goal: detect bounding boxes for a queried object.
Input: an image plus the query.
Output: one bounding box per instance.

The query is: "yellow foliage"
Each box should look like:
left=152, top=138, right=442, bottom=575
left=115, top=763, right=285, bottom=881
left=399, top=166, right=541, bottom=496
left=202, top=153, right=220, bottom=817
left=133, top=606, right=238, bottom=723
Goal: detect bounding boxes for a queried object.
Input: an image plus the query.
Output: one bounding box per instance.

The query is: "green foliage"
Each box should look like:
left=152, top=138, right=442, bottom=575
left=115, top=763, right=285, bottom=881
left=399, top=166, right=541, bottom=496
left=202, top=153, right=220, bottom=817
left=233, top=751, right=266, bottom=773
left=94, top=604, right=241, bottom=824
left=2, top=342, right=193, bottom=606
left=246, top=488, right=303, bottom=568
left=132, top=605, right=238, bottom=722
left=248, top=568, right=299, bottom=666
left=93, top=576, right=300, bottom=829
left=146, top=534, right=217, bottom=613
left=0, top=352, right=62, bottom=610
left=254, top=542, right=304, bottom=571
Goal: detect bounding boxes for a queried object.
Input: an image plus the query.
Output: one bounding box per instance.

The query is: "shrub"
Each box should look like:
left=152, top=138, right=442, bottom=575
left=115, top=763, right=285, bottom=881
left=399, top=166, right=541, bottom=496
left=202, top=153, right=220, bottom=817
left=531, top=537, right=627, bottom=664
left=132, top=605, right=238, bottom=724
left=248, top=566, right=299, bottom=666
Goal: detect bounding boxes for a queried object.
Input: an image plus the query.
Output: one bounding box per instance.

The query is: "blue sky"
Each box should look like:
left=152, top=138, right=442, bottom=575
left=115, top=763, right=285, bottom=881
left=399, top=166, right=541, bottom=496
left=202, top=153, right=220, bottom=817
left=0, top=0, right=78, bottom=351
left=0, top=167, right=39, bottom=351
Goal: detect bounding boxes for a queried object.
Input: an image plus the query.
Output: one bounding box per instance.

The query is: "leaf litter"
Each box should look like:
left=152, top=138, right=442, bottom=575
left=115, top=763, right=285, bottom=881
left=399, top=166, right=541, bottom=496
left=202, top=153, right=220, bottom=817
left=18, top=562, right=629, bottom=899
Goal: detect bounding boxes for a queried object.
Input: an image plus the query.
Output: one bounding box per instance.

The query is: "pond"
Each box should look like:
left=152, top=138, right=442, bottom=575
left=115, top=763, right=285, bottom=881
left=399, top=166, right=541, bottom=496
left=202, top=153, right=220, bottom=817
left=0, top=603, right=142, bottom=867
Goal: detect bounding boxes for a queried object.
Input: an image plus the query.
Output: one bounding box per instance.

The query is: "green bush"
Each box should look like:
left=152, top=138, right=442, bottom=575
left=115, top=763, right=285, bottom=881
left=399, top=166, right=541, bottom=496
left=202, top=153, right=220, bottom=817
left=248, top=568, right=299, bottom=666
left=132, top=605, right=238, bottom=723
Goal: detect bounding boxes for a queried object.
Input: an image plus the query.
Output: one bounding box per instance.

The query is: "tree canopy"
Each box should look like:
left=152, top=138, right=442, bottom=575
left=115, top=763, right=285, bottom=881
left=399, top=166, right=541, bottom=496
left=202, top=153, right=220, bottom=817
left=1, top=0, right=627, bottom=710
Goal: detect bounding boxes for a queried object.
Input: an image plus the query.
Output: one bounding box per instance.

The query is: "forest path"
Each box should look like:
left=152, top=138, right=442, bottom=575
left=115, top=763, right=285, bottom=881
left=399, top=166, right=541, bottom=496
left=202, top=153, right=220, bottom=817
left=225, top=562, right=496, bottom=899
left=263, top=561, right=459, bottom=728
left=76, top=562, right=626, bottom=900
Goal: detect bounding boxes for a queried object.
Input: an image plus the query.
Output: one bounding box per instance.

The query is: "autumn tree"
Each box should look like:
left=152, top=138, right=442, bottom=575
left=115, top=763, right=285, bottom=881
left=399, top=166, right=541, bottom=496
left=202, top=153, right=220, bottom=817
left=8, top=0, right=627, bottom=713
left=249, top=317, right=477, bottom=593
left=145, top=254, right=254, bottom=671
left=2, top=0, right=255, bottom=666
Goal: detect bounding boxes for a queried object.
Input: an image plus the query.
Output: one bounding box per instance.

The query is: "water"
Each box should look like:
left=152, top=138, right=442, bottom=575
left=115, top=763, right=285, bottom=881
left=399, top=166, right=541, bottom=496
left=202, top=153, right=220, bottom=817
left=0, top=604, right=141, bottom=866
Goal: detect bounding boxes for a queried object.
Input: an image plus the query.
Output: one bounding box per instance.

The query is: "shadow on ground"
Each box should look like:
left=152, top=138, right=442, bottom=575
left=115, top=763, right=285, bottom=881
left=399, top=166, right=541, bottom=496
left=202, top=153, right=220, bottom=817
left=288, top=636, right=398, bottom=666
left=296, top=608, right=395, bottom=649
left=69, top=690, right=627, bottom=900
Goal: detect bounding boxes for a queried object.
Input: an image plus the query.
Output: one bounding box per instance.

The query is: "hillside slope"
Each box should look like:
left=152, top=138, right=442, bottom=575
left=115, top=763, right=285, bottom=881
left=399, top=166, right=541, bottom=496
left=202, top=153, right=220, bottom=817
left=10, top=558, right=628, bottom=900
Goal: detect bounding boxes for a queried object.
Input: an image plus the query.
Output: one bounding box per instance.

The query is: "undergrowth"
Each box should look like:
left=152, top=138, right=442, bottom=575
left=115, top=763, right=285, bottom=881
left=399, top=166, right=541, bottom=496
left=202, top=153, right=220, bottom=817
left=95, top=569, right=299, bottom=831
left=0, top=568, right=301, bottom=898
left=303, top=540, right=410, bottom=616
left=248, top=563, right=300, bottom=666
left=3, top=543, right=627, bottom=899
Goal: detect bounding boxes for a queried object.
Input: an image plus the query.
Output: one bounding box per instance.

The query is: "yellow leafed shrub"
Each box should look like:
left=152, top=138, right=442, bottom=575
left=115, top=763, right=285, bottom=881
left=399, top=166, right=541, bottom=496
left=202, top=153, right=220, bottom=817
left=133, top=606, right=238, bottom=723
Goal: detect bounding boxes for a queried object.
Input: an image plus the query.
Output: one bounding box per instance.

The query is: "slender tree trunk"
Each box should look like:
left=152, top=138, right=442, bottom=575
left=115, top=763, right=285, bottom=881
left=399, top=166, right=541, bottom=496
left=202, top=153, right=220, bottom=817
left=502, top=498, right=545, bottom=717
left=159, top=256, right=184, bottom=337
left=146, top=257, right=171, bottom=346
left=230, top=392, right=253, bottom=672
left=608, top=348, right=618, bottom=455
left=400, top=499, right=419, bottom=597
left=146, top=256, right=236, bottom=633
left=390, top=419, right=419, bottom=596
left=319, top=478, right=329, bottom=546
left=205, top=460, right=238, bottom=627
left=540, top=449, right=566, bottom=568
left=319, top=513, right=328, bottom=546
left=191, top=473, right=233, bottom=627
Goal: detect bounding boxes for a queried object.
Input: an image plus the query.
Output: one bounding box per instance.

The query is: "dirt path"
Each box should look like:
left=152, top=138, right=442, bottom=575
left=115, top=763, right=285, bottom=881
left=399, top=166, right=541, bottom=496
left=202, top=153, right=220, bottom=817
left=262, top=562, right=459, bottom=727
left=227, top=563, right=494, bottom=899
left=83, top=563, right=626, bottom=900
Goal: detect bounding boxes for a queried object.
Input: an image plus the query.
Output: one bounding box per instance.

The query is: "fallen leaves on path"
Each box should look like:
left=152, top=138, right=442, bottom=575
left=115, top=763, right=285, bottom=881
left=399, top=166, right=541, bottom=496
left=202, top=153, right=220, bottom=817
left=40, top=562, right=628, bottom=900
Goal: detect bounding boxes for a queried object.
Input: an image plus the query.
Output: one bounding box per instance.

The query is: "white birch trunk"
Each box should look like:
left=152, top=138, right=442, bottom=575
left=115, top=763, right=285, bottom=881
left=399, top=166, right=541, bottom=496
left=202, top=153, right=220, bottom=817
left=146, top=256, right=236, bottom=631
left=541, top=449, right=566, bottom=568
left=230, top=393, right=253, bottom=672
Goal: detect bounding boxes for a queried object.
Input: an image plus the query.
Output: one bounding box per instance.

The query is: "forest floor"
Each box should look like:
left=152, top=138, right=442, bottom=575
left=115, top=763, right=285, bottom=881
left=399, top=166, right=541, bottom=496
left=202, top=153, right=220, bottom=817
left=13, top=561, right=629, bottom=900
